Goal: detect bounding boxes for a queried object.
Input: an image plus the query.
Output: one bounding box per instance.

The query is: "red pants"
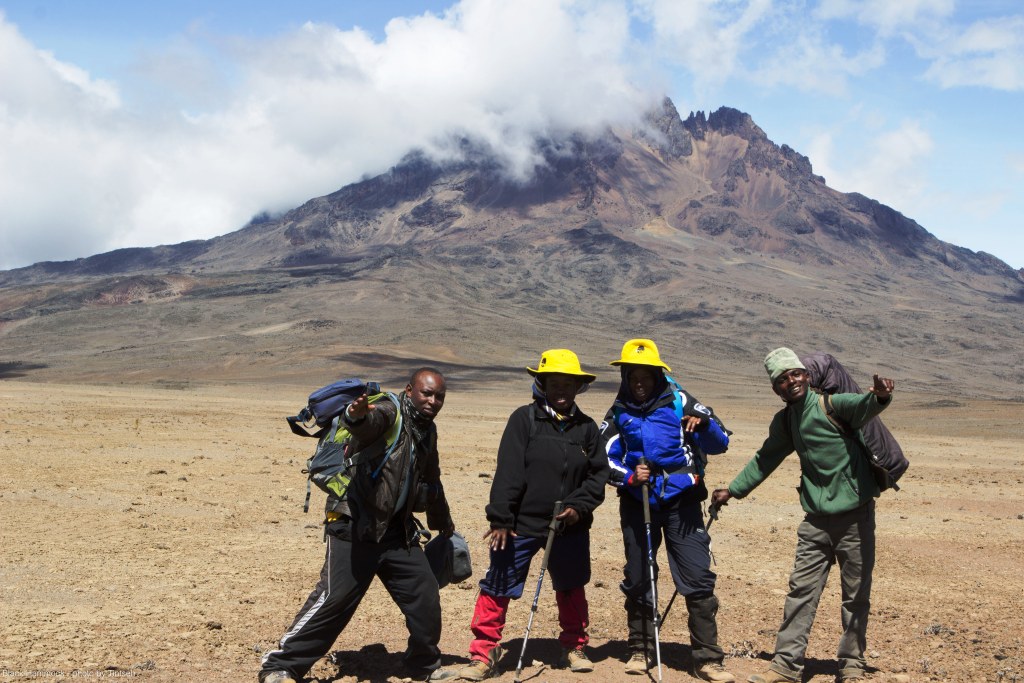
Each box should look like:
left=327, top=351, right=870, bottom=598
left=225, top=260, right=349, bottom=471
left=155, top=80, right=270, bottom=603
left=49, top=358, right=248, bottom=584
left=468, top=587, right=589, bottom=662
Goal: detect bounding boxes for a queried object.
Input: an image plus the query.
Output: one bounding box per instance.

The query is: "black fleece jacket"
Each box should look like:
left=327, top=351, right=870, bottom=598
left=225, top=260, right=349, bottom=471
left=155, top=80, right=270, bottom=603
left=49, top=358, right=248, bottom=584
left=485, top=402, right=608, bottom=539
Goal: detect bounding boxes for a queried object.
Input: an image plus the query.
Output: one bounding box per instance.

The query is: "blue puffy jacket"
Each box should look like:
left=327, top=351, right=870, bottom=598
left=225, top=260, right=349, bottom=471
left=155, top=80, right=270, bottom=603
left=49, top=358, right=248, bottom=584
left=601, top=376, right=729, bottom=510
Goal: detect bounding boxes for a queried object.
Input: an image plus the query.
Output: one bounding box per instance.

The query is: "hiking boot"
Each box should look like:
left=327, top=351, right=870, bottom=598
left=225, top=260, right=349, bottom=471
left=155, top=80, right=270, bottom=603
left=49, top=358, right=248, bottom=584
left=258, top=672, right=297, bottom=683
left=748, top=670, right=799, bottom=683
left=560, top=647, right=594, bottom=673
left=625, top=650, right=652, bottom=675
left=458, top=646, right=503, bottom=681
left=694, top=660, right=736, bottom=682
left=417, top=667, right=460, bottom=681
left=838, top=669, right=867, bottom=682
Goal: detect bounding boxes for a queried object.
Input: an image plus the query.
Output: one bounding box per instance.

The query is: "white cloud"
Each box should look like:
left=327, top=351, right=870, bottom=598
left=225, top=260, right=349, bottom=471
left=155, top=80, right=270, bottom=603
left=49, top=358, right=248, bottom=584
left=0, top=18, right=121, bottom=115
left=750, top=31, right=885, bottom=97
left=637, top=0, right=773, bottom=92
left=806, top=118, right=934, bottom=211
left=0, top=1, right=661, bottom=269
left=816, top=0, right=954, bottom=36
left=1, top=16, right=136, bottom=266
left=3, top=1, right=1023, bottom=271
left=812, top=2, right=1024, bottom=92
left=920, top=16, right=1024, bottom=91
left=857, top=121, right=935, bottom=199
left=1010, top=152, right=1024, bottom=175
left=640, top=0, right=889, bottom=97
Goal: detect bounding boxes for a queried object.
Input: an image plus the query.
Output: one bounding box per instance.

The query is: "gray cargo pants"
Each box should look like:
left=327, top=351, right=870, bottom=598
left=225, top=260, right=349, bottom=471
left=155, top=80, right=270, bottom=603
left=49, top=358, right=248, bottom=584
left=770, top=501, right=875, bottom=680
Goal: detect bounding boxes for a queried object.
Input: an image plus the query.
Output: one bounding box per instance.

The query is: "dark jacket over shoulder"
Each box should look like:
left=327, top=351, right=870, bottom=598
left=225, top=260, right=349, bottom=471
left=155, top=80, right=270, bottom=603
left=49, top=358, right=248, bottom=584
left=485, top=402, right=608, bottom=539
left=333, top=395, right=452, bottom=543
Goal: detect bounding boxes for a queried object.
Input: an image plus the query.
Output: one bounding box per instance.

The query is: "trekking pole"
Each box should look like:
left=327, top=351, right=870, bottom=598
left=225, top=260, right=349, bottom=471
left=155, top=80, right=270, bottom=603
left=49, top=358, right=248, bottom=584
left=705, top=500, right=722, bottom=566
left=639, top=458, right=663, bottom=683
left=705, top=500, right=722, bottom=532
left=660, top=589, right=679, bottom=629
left=514, top=500, right=563, bottom=683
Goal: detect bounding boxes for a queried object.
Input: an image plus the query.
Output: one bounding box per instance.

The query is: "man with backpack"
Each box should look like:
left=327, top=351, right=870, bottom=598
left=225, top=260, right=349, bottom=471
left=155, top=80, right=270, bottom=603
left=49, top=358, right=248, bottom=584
left=711, top=348, right=895, bottom=683
left=260, top=368, right=458, bottom=683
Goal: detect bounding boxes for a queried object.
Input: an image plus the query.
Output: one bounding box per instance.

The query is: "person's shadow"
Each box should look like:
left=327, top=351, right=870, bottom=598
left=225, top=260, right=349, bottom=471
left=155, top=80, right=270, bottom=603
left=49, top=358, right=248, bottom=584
left=590, top=639, right=695, bottom=678
left=743, top=652, right=882, bottom=682
left=315, top=638, right=581, bottom=681
left=315, top=643, right=468, bottom=683
left=490, top=637, right=566, bottom=681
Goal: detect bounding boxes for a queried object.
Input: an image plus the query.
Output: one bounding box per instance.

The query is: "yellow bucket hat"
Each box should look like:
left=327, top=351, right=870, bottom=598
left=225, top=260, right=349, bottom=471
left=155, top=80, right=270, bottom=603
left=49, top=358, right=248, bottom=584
left=526, top=349, right=596, bottom=383
left=609, top=338, right=672, bottom=372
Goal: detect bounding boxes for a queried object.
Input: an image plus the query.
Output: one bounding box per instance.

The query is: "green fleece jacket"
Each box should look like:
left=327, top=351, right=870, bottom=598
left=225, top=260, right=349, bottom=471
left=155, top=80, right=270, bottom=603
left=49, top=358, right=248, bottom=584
left=728, top=391, right=891, bottom=515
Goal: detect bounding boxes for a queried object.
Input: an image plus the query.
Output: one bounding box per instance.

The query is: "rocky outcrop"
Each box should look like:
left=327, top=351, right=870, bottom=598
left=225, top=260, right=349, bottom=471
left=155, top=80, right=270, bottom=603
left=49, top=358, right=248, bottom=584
left=641, top=97, right=693, bottom=159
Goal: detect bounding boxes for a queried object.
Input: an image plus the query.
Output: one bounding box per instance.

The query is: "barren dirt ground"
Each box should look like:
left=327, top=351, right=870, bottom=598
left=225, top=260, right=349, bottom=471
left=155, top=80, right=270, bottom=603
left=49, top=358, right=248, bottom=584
left=1, top=381, right=1022, bottom=683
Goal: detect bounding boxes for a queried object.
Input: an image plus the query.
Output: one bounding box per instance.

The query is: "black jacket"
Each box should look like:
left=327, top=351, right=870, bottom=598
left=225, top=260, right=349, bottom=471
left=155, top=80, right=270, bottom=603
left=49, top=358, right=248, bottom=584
left=330, top=394, right=452, bottom=543
left=485, top=402, right=608, bottom=539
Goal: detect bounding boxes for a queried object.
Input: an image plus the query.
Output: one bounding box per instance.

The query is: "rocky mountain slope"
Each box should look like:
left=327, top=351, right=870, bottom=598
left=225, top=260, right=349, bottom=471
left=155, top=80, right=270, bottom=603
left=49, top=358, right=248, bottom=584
left=2, top=99, right=1022, bottom=397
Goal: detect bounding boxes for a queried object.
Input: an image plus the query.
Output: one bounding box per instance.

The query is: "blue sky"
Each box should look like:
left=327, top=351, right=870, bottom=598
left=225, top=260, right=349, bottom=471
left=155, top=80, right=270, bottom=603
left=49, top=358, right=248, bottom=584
left=1, top=0, right=1021, bottom=270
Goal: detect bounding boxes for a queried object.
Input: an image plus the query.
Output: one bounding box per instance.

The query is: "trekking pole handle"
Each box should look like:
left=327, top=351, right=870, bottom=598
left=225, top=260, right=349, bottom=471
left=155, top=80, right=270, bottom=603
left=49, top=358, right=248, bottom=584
left=638, top=458, right=652, bottom=523
left=546, top=500, right=563, bottom=550
left=549, top=500, right=564, bottom=529
left=637, top=457, right=650, bottom=487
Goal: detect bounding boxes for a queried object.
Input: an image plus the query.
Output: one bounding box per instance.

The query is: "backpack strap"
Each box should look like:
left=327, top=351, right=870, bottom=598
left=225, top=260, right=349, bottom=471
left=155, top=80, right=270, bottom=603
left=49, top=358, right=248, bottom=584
left=665, top=375, right=702, bottom=485
left=650, top=463, right=699, bottom=500
left=819, top=393, right=854, bottom=437
left=664, top=375, right=686, bottom=422
left=367, top=393, right=404, bottom=480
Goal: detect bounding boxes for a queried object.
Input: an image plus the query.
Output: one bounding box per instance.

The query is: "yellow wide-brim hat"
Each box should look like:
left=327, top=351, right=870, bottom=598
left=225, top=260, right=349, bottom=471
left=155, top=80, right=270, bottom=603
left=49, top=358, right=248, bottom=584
left=526, top=349, right=597, bottom=383
left=609, top=338, right=671, bottom=372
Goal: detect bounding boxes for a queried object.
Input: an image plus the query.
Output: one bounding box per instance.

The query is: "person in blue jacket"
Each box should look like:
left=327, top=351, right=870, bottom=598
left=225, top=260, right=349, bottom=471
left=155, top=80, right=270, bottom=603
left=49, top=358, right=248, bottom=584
left=601, top=339, right=735, bottom=682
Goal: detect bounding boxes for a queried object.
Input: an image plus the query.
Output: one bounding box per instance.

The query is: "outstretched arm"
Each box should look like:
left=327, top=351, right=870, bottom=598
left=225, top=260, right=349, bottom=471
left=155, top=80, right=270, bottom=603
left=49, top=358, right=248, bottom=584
left=831, top=374, right=896, bottom=429
left=714, top=409, right=795, bottom=504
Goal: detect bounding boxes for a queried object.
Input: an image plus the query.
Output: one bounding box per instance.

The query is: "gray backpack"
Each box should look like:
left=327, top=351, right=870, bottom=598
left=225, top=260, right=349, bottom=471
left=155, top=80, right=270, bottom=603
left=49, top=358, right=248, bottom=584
left=801, top=352, right=908, bottom=492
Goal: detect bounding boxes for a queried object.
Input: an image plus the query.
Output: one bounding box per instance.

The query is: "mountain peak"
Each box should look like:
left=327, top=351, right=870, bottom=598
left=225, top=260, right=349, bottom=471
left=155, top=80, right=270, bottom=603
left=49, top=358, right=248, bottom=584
left=639, top=97, right=693, bottom=159
left=682, top=105, right=765, bottom=142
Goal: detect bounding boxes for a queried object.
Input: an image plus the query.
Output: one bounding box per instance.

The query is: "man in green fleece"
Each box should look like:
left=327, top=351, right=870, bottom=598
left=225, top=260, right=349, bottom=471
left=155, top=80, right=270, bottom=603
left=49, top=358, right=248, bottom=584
left=711, top=348, right=895, bottom=683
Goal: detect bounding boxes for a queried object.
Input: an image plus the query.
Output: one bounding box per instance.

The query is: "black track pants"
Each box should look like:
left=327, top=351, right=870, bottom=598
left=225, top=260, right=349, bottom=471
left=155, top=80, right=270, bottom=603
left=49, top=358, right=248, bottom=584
left=261, top=529, right=442, bottom=677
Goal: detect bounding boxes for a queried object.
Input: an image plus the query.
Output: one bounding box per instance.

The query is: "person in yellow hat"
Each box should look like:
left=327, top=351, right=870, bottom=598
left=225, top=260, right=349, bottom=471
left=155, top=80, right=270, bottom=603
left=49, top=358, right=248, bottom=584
left=455, top=349, right=609, bottom=681
left=601, top=339, right=736, bottom=682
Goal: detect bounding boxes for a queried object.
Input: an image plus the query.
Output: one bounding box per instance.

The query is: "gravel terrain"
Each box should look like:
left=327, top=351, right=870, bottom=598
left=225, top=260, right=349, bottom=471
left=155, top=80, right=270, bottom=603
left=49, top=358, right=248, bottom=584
left=2, top=381, right=1022, bottom=682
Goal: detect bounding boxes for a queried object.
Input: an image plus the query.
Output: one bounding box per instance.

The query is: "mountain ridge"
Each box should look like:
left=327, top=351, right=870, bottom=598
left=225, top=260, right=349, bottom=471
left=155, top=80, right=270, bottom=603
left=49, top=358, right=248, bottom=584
left=5, top=101, right=1020, bottom=283
left=2, top=99, right=1021, bottom=398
